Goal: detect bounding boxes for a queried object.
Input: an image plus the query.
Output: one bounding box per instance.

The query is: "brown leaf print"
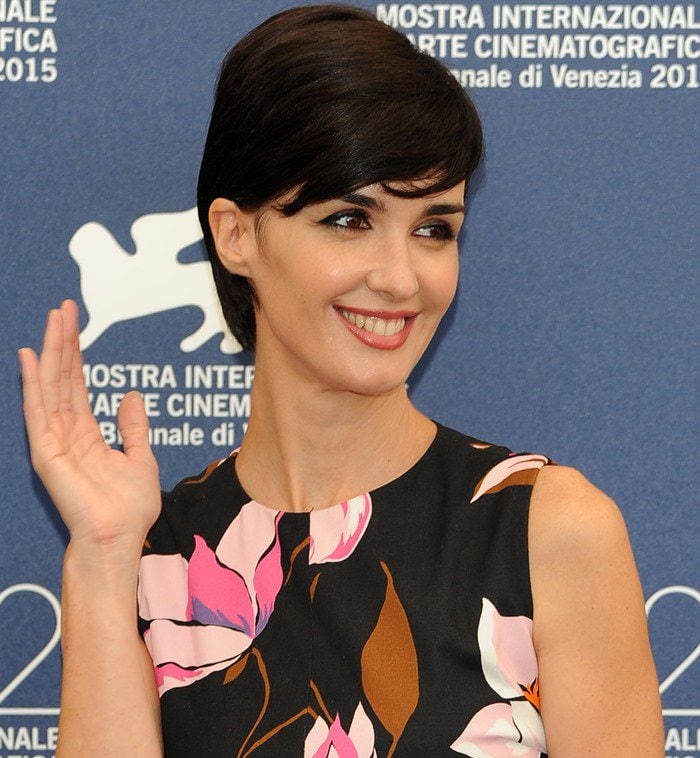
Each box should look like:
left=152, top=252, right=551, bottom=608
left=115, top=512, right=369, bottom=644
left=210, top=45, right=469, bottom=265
left=223, top=651, right=250, bottom=685
left=361, top=561, right=419, bottom=756
left=310, top=572, right=321, bottom=601
left=470, top=454, right=550, bottom=503
left=185, top=457, right=224, bottom=485
left=284, top=536, right=310, bottom=586
left=237, top=648, right=271, bottom=758
left=476, top=468, right=540, bottom=494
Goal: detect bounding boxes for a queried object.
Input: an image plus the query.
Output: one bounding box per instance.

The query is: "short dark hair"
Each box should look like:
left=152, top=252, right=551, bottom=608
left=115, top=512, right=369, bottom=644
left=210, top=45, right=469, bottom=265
left=197, top=4, right=483, bottom=352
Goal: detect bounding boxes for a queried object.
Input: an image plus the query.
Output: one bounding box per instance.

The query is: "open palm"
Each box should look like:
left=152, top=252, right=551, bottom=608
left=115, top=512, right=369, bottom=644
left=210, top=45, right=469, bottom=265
left=19, top=300, right=161, bottom=554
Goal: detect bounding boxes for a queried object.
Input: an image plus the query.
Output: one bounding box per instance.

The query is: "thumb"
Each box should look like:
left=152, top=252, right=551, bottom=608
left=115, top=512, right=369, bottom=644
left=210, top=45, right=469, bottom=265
left=117, top=391, right=152, bottom=458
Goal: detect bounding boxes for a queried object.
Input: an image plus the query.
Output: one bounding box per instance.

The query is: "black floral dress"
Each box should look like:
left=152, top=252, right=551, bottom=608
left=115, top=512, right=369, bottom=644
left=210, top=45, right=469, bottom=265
left=138, top=424, right=552, bottom=757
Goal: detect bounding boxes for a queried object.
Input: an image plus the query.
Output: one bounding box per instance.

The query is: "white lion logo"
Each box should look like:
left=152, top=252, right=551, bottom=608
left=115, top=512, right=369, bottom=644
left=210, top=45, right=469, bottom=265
left=69, top=207, right=240, bottom=354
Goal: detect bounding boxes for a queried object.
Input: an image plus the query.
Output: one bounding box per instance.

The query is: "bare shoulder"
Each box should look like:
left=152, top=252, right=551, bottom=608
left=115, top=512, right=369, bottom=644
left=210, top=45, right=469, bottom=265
left=528, top=465, right=664, bottom=755
left=529, top=464, right=630, bottom=562
left=528, top=463, right=641, bottom=645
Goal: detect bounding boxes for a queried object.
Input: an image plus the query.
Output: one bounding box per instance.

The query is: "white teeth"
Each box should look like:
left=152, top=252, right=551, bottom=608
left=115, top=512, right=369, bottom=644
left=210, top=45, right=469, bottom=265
left=340, top=310, right=406, bottom=336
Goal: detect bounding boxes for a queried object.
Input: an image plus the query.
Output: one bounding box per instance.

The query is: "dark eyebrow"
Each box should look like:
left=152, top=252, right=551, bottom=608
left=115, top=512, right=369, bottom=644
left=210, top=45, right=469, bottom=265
left=338, top=195, right=465, bottom=217
left=424, top=203, right=465, bottom=216
left=340, top=193, right=386, bottom=212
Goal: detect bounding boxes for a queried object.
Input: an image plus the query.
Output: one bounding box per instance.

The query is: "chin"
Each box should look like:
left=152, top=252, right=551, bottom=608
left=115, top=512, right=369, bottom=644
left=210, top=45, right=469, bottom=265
left=333, top=366, right=411, bottom=398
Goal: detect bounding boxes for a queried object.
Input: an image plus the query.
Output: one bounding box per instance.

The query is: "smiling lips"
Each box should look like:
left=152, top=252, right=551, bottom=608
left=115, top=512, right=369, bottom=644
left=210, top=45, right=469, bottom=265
left=335, top=306, right=416, bottom=349
left=340, top=309, right=405, bottom=336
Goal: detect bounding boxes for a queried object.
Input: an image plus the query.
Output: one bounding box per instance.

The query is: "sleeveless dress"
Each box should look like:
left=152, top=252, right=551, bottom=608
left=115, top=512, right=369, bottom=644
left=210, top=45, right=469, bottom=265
left=138, top=424, right=552, bottom=757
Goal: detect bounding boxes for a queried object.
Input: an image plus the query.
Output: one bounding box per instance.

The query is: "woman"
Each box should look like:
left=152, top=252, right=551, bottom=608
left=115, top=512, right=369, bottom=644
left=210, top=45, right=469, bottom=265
left=19, top=5, right=663, bottom=757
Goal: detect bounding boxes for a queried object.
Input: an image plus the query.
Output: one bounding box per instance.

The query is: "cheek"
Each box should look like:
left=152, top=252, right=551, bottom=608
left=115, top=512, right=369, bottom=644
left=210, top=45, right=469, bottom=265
left=290, top=253, right=363, bottom=306
left=424, top=257, right=460, bottom=313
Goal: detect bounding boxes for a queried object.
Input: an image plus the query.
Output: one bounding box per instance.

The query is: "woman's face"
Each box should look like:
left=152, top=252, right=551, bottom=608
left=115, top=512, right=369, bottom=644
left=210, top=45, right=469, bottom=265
left=246, top=181, right=466, bottom=396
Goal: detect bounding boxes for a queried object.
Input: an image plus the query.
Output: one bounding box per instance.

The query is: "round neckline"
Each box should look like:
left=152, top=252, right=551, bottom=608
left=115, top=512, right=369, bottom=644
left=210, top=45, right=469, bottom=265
left=230, top=422, right=444, bottom=515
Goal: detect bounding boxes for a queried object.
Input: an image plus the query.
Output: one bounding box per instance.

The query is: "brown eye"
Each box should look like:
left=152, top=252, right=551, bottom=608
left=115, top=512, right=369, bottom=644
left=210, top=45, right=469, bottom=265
left=414, top=222, right=455, bottom=240
left=320, top=210, right=371, bottom=231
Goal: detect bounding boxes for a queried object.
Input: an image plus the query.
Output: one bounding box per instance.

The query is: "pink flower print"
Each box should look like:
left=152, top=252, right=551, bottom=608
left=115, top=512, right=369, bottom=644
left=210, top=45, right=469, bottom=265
left=215, top=501, right=284, bottom=635
left=137, top=552, right=189, bottom=622
left=451, top=702, right=544, bottom=758
left=309, top=493, right=372, bottom=564
left=477, top=599, right=538, bottom=701
left=138, top=502, right=283, bottom=695
left=450, top=599, right=546, bottom=757
left=143, top=620, right=253, bottom=694
left=470, top=455, right=549, bottom=503
left=305, top=702, right=377, bottom=758
left=186, top=535, right=256, bottom=633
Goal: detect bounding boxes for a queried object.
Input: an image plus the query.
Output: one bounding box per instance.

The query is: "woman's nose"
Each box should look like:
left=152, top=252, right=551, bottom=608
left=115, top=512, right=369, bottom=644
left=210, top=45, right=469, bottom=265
left=364, top=237, right=420, bottom=301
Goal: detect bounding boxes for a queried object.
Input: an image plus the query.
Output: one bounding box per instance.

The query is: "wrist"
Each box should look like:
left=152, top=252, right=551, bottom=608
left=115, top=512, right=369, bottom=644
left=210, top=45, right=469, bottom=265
left=64, top=537, right=145, bottom=583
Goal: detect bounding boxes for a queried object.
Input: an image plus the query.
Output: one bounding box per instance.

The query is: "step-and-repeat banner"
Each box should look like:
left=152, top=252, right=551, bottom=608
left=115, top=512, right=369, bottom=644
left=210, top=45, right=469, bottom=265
left=1, top=1, right=697, bottom=755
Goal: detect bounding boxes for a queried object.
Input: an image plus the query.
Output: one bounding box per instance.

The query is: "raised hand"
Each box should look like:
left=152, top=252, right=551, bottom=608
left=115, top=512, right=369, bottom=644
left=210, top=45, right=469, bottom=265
left=19, top=300, right=161, bottom=558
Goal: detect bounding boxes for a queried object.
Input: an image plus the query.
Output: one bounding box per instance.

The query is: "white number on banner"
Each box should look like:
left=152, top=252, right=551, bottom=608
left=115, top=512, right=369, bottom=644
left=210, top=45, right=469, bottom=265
left=649, top=63, right=699, bottom=89
left=646, top=585, right=700, bottom=717
left=0, top=57, right=57, bottom=83
left=0, top=584, right=61, bottom=715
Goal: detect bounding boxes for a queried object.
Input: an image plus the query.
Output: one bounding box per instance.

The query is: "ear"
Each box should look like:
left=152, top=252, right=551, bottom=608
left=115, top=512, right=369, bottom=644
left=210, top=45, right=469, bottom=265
left=208, top=198, right=257, bottom=276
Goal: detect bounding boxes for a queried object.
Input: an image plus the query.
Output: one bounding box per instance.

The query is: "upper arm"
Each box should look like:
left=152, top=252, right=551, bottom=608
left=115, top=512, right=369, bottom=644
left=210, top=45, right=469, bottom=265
left=529, top=465, right=663, bottom=757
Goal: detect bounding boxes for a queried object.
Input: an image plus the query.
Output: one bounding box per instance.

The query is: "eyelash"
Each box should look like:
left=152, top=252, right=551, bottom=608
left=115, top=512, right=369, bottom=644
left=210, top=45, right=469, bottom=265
left=320, top=210, right=371, bottom=231
left=319, top=210, right=456, bottom=241
left=415, top=222, right=456, bottom=241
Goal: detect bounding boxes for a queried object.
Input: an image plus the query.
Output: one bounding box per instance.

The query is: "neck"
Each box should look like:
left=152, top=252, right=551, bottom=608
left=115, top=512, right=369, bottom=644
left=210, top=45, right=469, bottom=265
left=235, top=363, right=435, bottom=513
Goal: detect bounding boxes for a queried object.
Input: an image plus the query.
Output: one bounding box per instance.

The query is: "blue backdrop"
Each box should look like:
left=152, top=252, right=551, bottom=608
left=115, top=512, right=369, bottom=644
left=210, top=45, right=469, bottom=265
left=1, top=2, right=697, bottom=755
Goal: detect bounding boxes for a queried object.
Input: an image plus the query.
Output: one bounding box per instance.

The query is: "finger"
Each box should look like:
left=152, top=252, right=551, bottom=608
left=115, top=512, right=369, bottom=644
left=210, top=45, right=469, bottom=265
left=63, top=300, right=92, bottom=415
left=58, top=301, right=75, bottom=413
left=19, top=347, right=50, bottom=442
left=117, top=391, right=153, bottom=459
left=38, top=309, right=64, bottom=416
